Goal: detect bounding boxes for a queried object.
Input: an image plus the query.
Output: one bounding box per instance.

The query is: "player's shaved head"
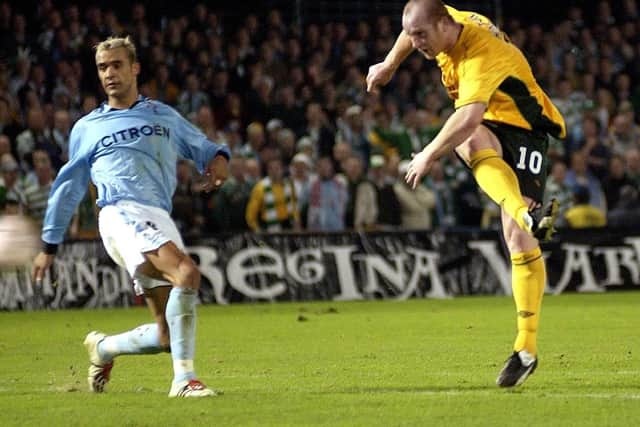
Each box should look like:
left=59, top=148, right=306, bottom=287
left=403, top=0, right=449, bottom=24
left=402, top=0, right=457, bottom=58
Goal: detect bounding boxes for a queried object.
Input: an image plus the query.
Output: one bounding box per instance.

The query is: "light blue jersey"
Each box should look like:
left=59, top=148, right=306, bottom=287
left=42, top=96, right=230, bottom=244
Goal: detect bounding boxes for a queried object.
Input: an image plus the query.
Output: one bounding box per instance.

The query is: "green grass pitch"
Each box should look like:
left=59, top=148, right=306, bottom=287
left=1, top=292, right=639, bottom=426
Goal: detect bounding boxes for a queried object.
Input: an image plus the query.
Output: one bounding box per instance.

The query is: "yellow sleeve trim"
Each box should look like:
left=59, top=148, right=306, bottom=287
left=454, top=98, right=489, bottom=109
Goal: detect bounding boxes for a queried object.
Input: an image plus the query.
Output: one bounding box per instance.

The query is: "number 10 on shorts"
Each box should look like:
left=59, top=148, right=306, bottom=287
left=516, top=146, right=543, bottom=174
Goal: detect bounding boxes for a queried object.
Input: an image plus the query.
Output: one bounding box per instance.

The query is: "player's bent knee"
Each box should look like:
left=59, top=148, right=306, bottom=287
left=176, top=256, right=201, bottom=289
left=459, top=125, right=502, bottom=159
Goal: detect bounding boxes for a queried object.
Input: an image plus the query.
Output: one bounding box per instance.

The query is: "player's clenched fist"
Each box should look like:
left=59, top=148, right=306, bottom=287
left=201, top=154, right=229, bottom=192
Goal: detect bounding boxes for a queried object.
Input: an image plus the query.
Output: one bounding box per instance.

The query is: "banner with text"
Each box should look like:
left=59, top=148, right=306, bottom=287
left=1, top=228, right=638, bottom=310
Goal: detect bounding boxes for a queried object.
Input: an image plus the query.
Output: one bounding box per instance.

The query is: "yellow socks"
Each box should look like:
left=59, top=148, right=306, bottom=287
left=511, top=247, right=545, bottom=355
left=470, top=149, right=544, bottom=354
left=470, top=149, right=531, bottom=232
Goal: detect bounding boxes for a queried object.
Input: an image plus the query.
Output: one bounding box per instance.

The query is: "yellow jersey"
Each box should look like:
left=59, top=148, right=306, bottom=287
left=436, top=6, right=566, bottom=139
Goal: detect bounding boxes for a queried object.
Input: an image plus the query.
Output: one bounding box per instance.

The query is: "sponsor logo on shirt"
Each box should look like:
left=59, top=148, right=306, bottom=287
left=98, top=125, right=170, bottom=147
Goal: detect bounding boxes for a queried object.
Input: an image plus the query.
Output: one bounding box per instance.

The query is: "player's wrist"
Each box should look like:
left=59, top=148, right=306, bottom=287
left=214, top=147, right=231, bottom=161
left=42, top=241, right=59, bottom=255
left=383, top=57, right=399, bottom=73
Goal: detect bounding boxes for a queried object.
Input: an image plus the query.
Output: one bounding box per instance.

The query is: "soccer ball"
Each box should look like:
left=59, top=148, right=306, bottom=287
left=0, top=215, right=40, bottom=267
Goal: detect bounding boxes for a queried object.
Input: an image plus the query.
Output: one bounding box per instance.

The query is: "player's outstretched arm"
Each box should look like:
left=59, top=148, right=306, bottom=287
left=366, top=30, right=413, bottom=93
left=36, top=123, right=92, bottom=280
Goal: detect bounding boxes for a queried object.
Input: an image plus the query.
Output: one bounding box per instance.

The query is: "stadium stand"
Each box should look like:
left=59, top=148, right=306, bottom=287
left=0, top=0, right=639, bottom=235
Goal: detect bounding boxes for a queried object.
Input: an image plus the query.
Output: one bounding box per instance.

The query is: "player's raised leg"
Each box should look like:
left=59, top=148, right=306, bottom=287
left=143, top=241, right=216, bottom=397
left=464, top=150, right=530, bottom=232
left=456, top=125, right=555, bottom=238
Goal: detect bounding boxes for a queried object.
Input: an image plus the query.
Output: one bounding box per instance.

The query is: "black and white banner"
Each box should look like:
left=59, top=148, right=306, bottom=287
left=1, top=228, right=638, bottom=310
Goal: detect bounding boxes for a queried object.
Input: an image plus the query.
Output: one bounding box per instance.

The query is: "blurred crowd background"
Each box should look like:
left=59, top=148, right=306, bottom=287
left=1, top=0, right=640, bottom=239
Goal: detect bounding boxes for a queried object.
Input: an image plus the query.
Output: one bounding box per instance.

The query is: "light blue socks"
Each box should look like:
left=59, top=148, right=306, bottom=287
left=97, top=323, right=165, bottom=362
left=165, top=287, right=198, bottom=384
left=95, top=287, right=198, bottom=385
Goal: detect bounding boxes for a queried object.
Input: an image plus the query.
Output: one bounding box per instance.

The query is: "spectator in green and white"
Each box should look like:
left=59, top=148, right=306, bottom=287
left=245, top=157, right=299, bottom=232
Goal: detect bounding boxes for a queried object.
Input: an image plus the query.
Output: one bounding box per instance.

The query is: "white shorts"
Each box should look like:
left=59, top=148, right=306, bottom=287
left=98, top=200, right=185, bottom=295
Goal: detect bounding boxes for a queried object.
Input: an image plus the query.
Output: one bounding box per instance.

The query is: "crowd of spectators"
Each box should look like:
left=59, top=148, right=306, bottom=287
left=1, top=0, right=640, bottom=238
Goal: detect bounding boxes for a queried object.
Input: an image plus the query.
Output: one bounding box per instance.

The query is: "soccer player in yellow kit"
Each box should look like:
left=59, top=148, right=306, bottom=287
left=367, top=0, right=565, bottom=387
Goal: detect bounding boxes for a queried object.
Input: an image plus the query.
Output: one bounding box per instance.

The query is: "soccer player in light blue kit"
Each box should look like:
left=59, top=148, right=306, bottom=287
left=31, top=36, right=230, bottom=397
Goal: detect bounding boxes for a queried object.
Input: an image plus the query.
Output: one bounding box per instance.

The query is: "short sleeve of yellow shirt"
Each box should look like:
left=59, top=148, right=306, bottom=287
left=436, top=7, right=566, bottom=139
left=454, top=37, right=511, bottom=108
left=443, top=5, right=512, bottom=108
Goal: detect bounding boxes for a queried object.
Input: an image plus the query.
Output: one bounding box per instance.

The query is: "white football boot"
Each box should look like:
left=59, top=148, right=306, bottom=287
left=168, top=379, right=218, bottom=397
left=83, top=331, right=114, bottom=393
